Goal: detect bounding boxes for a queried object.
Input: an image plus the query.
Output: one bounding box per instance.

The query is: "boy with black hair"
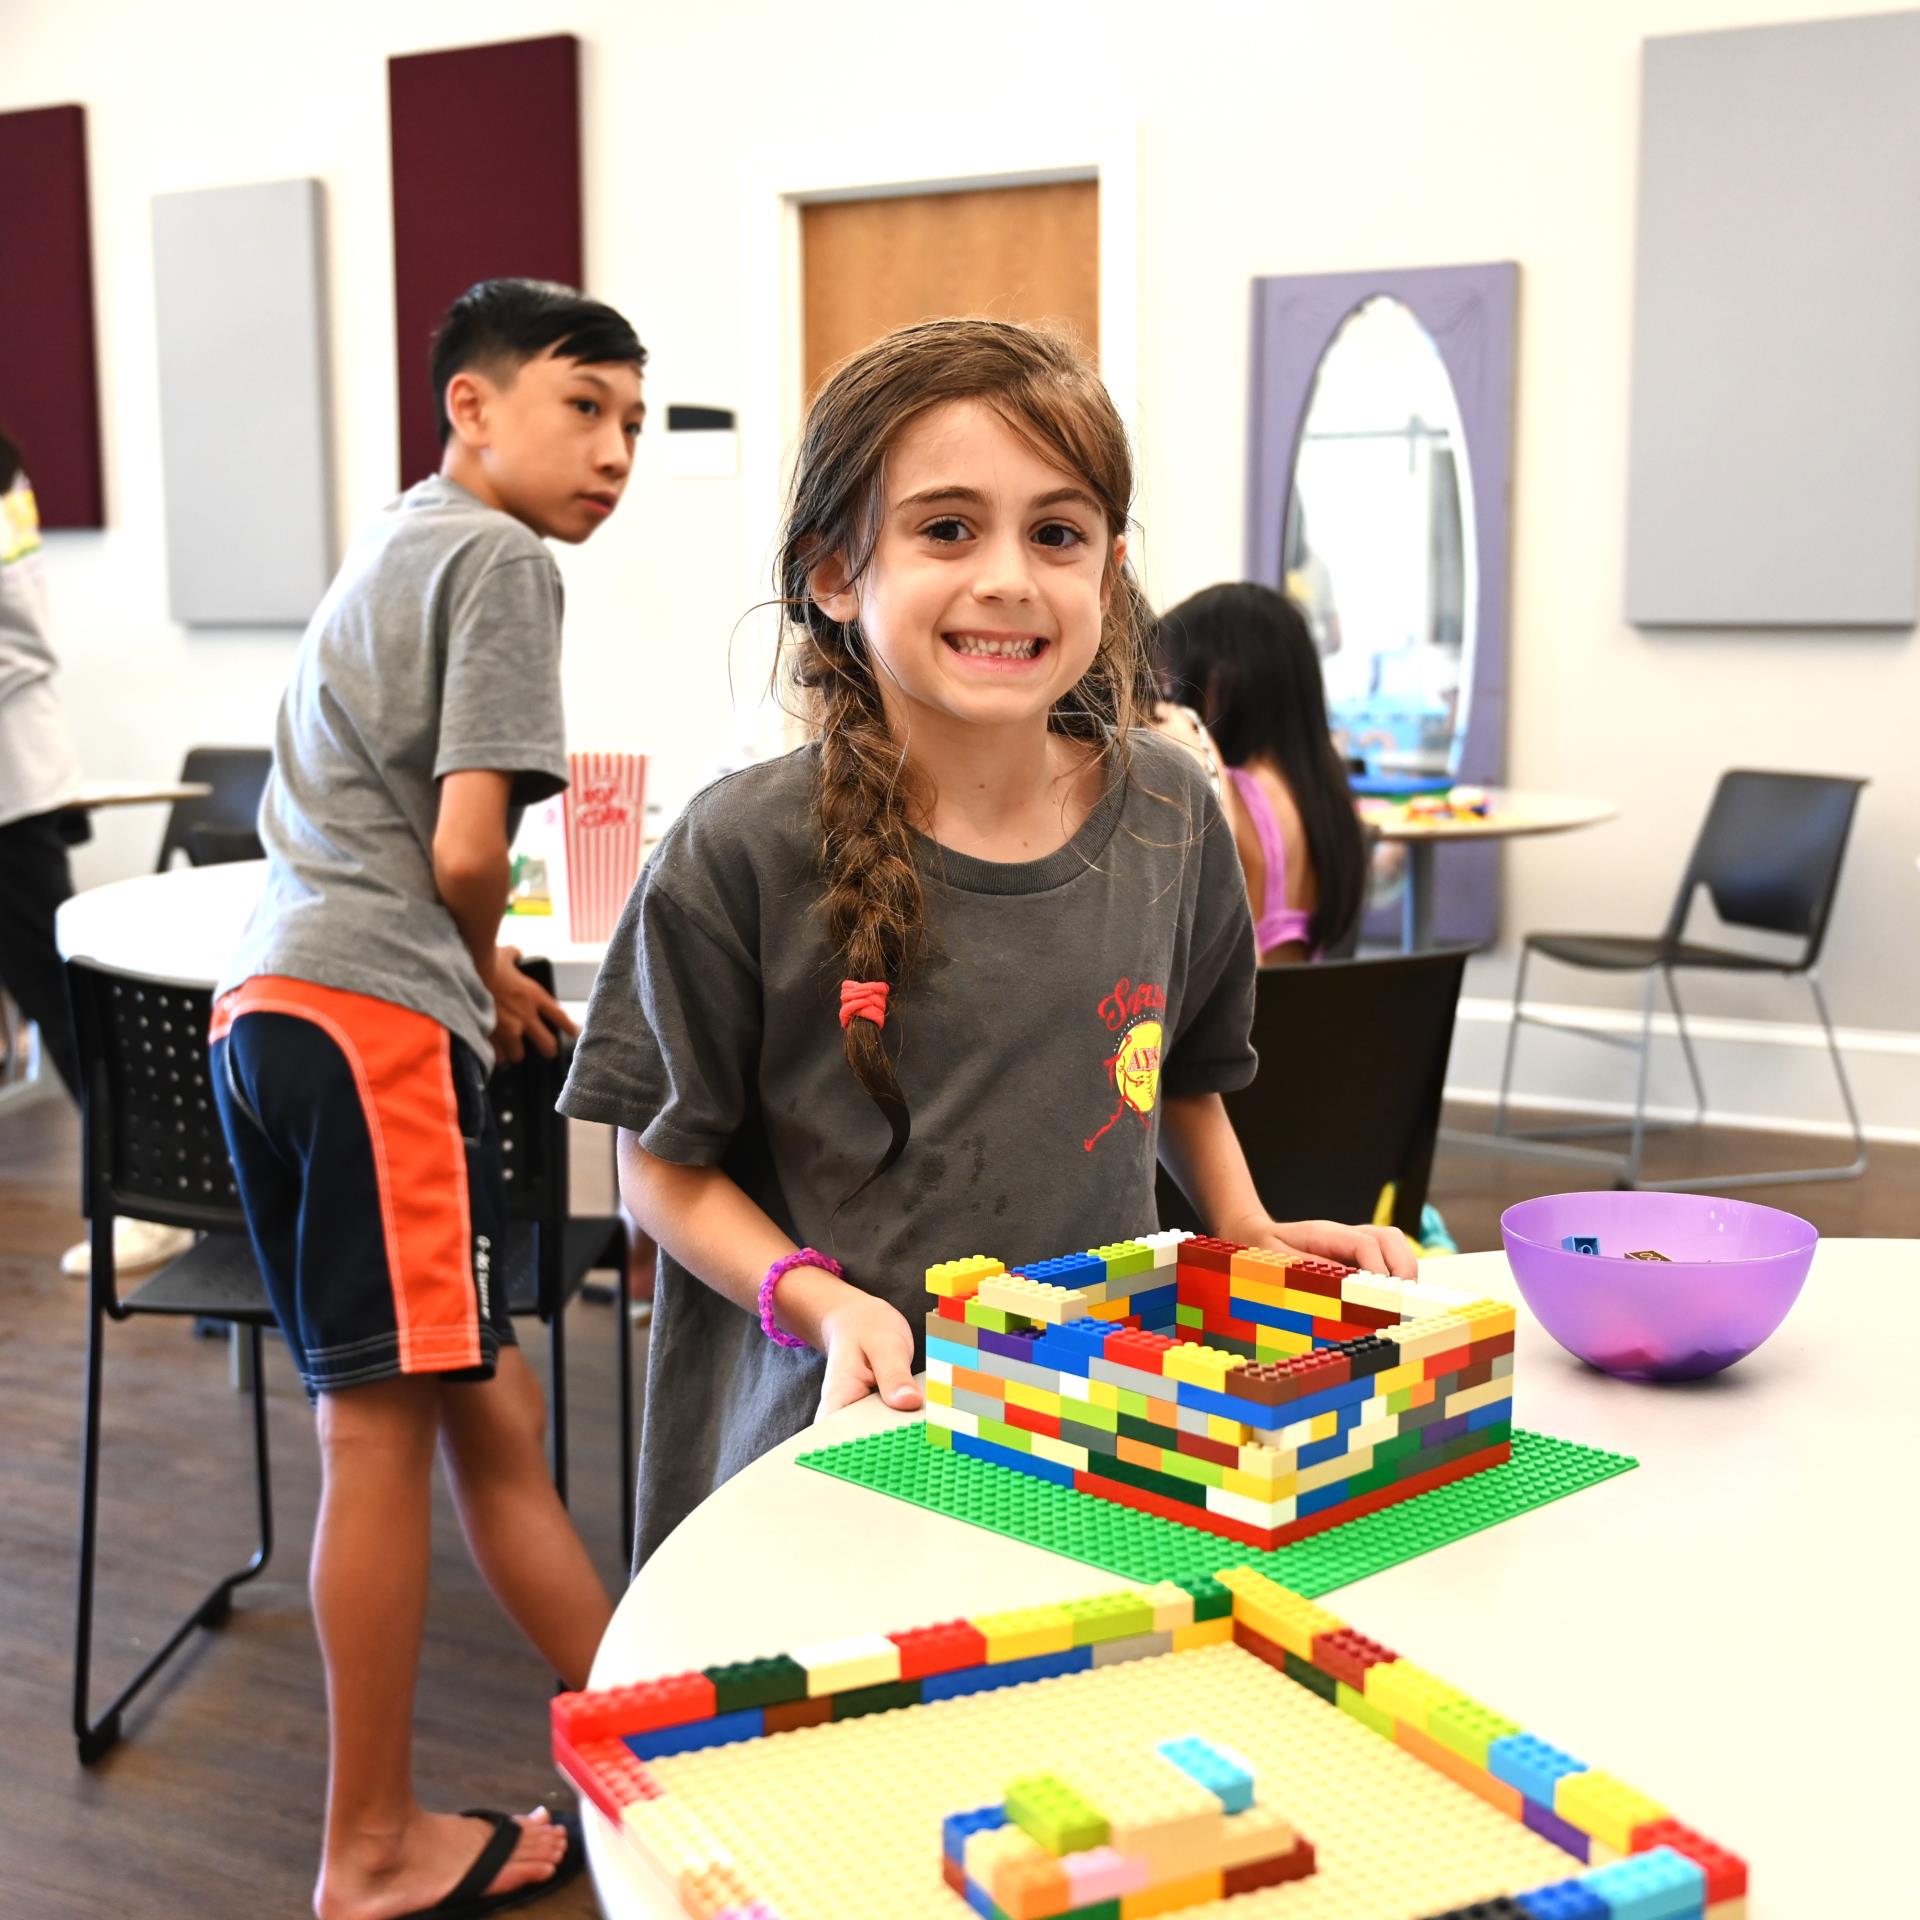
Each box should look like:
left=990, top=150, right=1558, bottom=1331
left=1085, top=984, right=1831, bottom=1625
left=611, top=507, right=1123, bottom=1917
left=212, top=279, right=646, bottom=1920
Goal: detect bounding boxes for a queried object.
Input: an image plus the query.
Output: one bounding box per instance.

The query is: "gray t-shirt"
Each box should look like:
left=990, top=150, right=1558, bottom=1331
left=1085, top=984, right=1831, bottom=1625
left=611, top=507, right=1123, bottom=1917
left=559, top=731, right=1258, bottom=1565
left=0, top=473, right=83, bottom=828
left=219, top=476, right=568, bottom=1065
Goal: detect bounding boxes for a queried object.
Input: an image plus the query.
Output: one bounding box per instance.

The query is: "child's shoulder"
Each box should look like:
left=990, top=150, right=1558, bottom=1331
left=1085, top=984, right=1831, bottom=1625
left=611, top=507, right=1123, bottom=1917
left=360, top=475, right=551, bottom=584
left=1122, top=723, right=1220, bottom=823
left=652, top=745, right=820, bottom=878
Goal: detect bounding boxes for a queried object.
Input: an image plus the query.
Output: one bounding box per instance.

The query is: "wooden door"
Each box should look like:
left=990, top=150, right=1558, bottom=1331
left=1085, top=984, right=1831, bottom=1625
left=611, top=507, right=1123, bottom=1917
left=800, top=179, right=1099, bottom=395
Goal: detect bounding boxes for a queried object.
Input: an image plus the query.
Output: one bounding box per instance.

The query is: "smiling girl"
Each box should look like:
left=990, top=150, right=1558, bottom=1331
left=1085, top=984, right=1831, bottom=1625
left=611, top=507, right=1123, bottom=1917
left=559, top=319, right=1414, bottom=1566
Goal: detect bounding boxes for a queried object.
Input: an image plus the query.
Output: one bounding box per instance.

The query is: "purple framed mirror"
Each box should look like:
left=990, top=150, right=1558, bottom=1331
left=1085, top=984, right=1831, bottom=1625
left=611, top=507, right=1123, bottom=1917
left=1247, top=263, right=1517, bottom=948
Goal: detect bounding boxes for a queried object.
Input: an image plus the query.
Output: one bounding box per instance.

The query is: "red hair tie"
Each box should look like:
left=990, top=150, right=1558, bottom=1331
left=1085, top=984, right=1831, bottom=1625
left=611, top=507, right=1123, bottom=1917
left=840, top=979, right=889, bottom=1030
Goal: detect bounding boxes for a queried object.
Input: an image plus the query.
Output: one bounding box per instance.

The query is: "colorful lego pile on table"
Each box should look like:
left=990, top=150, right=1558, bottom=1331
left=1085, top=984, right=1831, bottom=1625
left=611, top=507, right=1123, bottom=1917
left=944, top=1732, right=1315, bottom=1918
left=552, top=1566, right=1747, bottom=1920
left=924, top=1230, right=1516, bottom=1549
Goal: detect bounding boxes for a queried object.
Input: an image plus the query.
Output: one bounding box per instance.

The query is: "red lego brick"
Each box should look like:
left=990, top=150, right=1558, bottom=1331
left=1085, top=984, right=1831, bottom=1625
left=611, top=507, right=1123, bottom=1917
left=890, top=1619, right=988, bottom=1681
left=1178, top=1269, right=1233, bottom=1325
left=1104, top=1327, right=1178, bottom=1371
left=1179, top=1432, right=1241, bottom=1470
left=1337, top=1301, right=1401, bottom=1329
left=1287, top=1260, right=1351, bottom=1296
left=938, top=1295, right=969, bottom=1322
left=1176, top=1235, right=1240, bottom=1273
left=1233, top=1619, right=1290, bottom=1674
left=1073, top=1469, right=1279, bottom=1550
left=1223, top=1838, right=1315, bottom=1894
left=1423, top=1344, right=1473, bottom=1381
left=942, top=1858, right=967, bottom=1896
left=552, top=1672, right=717, bottom=1741
left=1477, top=1327, right=1517, bottom=1359
left=1263, top=1443, right=1510, bottom=1546
left=1309, top=1626, right=1397, bottom=1690
left=1003, top=1401, right=1061, bottom=1441
left=1631, top=1820, right=1748, bottom=1900
left=1309, top=1317, right=1375, bottom=1346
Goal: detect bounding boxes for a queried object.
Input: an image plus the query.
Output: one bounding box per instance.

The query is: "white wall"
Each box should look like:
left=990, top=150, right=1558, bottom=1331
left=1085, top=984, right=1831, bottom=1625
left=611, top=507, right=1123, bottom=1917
left=7, top=0, right=1917, bottom=1140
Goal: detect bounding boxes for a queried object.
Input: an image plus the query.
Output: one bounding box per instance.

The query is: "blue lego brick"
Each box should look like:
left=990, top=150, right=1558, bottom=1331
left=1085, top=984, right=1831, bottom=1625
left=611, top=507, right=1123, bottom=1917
left=1296, top=1479, right=1354, bottom=1518
left=1265, top=1374, right=1376, bottom=1429
left=1515, top=1884, right=1609, bottom=1920
left=1029, top=1253, right=1108, bottom=1292
left=1489, top=1733, right=1587, bottom=1807
left=1468, top=1397, right=1516, bottom=1433
left=1132, top=1281, right=1178, bottom=1322
left=625, top=1706, right=765, bottom=1760
left=952, top=1433, right=1078, bottom=1489
left=1581, top=1847, right=1707, bottom=1919
left=1561, top=1236, right=1601, bottom=1256
left=1031, top=1321, right=1111, bottom=1377
left=1297, top=1432, right=1350, bottom=1470
left=928, top=1335, right=981, bottom=1372
left=1156, top=1735, right=1253, bottom=1814
left=964, top=1871, right=999, bottom=1919
left=1233, top=1297, right=1318, bottom=1336
left=1171, top=1380, right=1273, bottom=1423
left=921, top=1646, right=1092, bottom=1702
left=943, top=1804, right=1009, bottom=1862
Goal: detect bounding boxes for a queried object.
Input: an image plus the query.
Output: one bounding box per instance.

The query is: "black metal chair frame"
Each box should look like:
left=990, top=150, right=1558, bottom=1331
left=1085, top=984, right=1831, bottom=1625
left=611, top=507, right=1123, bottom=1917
left=155, top=746, right=271, bottom=873
left=67, top=956, right=634, bottom=1765
left=1492, top=769, right=1868, bottom=1191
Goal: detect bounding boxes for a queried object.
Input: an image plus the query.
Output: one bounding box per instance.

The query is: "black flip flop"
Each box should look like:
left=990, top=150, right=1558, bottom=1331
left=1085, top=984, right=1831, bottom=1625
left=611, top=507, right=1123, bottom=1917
left=395, top=1809, right=586, bottom=1919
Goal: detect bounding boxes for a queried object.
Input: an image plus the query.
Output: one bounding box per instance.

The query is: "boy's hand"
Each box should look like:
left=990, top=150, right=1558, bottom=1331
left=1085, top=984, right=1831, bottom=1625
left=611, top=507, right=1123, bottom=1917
left=490, top=947, right=579, bottom=1063
left=1226, top=1211, right=1419, bottom=1280
left=816, top=1292, right=924, bottom=1420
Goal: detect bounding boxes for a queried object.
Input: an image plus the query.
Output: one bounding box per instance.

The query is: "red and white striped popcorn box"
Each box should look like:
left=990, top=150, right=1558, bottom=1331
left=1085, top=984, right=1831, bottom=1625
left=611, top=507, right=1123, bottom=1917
left=564, top=750, right=648, bottom=942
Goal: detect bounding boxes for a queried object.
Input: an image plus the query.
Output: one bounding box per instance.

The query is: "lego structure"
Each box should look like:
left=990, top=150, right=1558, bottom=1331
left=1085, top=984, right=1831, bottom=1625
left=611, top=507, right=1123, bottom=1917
left=553, top=1567, right=1746, bottom=1920
left=924, top=1232, right=1515, bottom=1550
left=944, top=1733, right=1316, bottom=1916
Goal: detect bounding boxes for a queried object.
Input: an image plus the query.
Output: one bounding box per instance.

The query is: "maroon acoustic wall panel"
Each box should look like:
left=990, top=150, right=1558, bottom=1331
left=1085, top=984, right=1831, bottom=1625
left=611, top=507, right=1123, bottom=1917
left=0, top=105, right=105, bottom=528
left=388, top=34, right=583, bottom=487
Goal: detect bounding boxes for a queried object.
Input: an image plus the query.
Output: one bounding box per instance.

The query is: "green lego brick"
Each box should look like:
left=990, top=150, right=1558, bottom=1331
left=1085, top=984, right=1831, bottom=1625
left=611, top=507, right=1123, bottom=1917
left=797, top=1424, right=1635, bottom=1597
left=1005, top=1771, right=1110, bottom=1854
left=1062, top=1592, right=1156, bottom=1646
left=1282, top=1648, right=1340, bottom=1703
left=1428, top=1697, right=1523, bottom=1770
left=1175, top=1303, right=1205, bottom=1330
left=1172, top=1573, right=1233, bottom=1621
left=703, top=1653, right=807, bottom=1713
left=970, top=1305, right=1017, bottom=1334
left=1336, top=1678, right=1395, bottom=1738
left=830, top=1677, right=921, bottom=1720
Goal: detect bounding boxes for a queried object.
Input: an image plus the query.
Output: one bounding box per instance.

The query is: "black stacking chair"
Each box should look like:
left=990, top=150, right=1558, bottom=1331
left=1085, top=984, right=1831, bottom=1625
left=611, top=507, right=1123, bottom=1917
left=1493, top=770, right=1867, bottom=1189
left=1159, top=948, right=1470, bottom=1237
left=67, top=959, right=275, bottom=1764
left=155, top=747, right=270, bottom=871
left=67, top=957, right=633, bottom=1763
left=491, top=958, right=634, bottom=1563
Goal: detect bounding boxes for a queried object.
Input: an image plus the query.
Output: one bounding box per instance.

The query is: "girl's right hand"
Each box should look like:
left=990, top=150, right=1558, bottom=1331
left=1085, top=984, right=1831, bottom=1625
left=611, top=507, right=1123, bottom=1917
left=816, top=1293, right=924, bottom=1420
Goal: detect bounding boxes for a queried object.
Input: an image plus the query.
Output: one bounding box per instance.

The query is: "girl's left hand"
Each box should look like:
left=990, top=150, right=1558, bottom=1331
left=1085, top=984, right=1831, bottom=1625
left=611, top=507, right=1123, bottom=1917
left=1230, top=1213, right=1420, bottom=1280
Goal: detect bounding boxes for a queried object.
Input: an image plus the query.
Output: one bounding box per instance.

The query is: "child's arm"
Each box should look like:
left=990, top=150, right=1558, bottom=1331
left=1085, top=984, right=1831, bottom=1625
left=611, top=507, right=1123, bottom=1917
left=433, top=769, right=576, bottom=1062
left=1159, top=1090, right=1417, bottom=1278
left=618, top=1131, right=925, bottom=1419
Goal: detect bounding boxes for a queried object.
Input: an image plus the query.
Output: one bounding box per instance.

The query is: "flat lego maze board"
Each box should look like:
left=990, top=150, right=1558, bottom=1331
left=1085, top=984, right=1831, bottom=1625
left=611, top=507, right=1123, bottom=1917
left=797, top=1422, right=1636, bottom=1597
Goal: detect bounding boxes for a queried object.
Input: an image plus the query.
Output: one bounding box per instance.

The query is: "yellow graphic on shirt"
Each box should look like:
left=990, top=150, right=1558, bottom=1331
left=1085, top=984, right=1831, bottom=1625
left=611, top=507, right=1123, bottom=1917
left=1, top=479, right=43, bottom=568
left=1085, top=974, right=1168, bottom=1152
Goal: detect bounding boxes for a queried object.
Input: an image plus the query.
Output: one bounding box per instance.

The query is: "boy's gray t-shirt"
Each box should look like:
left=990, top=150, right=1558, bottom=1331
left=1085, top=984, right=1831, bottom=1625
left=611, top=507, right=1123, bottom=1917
left=559, top=731, right=1258, bottom=1566
left=219, top=476, right=568, bottom=1065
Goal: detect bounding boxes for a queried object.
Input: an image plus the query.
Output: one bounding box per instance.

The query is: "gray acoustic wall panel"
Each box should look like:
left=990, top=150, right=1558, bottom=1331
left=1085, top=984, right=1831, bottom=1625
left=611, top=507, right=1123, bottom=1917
left=1624, top=13, right=1920, bottom=628
left=153, top=178, right=335, bottom=625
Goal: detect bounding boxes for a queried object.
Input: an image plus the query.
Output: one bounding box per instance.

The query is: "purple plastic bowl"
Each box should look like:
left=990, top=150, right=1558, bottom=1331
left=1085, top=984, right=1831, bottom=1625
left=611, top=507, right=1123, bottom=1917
left=1500, top=1191, right=1817, bottom=1381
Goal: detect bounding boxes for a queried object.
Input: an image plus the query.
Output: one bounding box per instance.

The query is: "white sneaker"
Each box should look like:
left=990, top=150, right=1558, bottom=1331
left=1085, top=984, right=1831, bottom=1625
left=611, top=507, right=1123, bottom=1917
left=60, top=1217, right=196, bottom=1278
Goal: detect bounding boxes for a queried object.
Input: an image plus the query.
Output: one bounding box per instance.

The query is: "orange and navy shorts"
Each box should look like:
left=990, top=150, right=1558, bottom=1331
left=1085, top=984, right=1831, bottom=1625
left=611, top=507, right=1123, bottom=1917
left=209, top=977, right=513, bottom=1396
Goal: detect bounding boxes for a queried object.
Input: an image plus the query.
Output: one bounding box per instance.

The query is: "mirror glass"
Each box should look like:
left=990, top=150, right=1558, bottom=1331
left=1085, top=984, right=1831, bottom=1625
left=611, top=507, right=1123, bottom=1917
left=1286, top=296, right=1475, bottom=779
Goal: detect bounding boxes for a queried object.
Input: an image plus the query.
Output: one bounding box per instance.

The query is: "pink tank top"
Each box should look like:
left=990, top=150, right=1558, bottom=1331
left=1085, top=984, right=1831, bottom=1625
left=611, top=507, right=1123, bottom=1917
left=1226, top=766, right=1316, bottom=956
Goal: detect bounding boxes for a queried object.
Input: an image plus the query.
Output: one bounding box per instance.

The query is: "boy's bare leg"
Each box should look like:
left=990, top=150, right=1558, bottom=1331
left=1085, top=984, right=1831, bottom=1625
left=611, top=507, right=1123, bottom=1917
left=312, top=1375, right=567, bottom=1920
left=439, top=1347, right=613, bottom=1688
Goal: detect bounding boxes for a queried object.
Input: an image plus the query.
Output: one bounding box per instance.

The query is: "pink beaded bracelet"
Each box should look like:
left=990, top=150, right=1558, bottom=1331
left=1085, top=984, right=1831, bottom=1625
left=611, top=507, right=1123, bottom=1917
left=759, top=1248, right=842, bottom=1349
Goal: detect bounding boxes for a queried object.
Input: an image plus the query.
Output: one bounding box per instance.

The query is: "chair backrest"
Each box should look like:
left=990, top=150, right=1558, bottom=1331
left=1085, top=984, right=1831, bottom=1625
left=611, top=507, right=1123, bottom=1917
left=155, top=747, right=272, bottom=872
left=65, top=959, right=245, bottom=1238
left=1157, top=947, right=1470, bottom=1239
left=488, top=956, right=571, bottom=1229
left=1663, top=770, right=1866, bottom=967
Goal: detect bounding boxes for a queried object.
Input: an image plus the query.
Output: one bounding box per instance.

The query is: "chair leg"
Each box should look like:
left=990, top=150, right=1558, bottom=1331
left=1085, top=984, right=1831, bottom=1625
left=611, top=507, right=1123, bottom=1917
left=1662, top=967, right=1709, bottom=1128
left=615, top=1235, right=635, bottom=1571
left=548, top=1293, right=569, bottom=1511
left=75, top=1316, right=276, bottom=1764
left=1641, top=968, right=1869, bottom=1191
left=1620, top=971, right=1660, bottom=1186
left=1492, top=949, right=1530, bottom=1137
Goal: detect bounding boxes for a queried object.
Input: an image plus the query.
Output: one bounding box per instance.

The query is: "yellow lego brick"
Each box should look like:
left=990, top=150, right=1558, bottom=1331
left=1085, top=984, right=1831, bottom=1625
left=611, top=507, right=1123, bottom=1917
left=1460, top=1297, right=1518, bottom=1338
left=972, top=1604, right=1075, bottom=1664
left=1088, top=1378, right=1121, bottom=1410
left=1336, top=1676, right=1395, bottom=1738
left=1554, top=1769, right=1668, bottom=1853
left=1160, top=1344, right=1243, bottom=1391
left=1004, top=1378, right=1064, bottom=1418
left=1228, top=1273, right=1291, bottom=1310
left=1170, top=1616, right=1233, bottom=1651
left=926, top=1378, right=954, bottom=1408
left=1222, top=1572, right=1343, bottom=1660
left=1141, top=1580, right=1195, bottom=1632
left=1090, top=1298, right=1131, bottom=1322
left=1216, top=1802, right=1299, bottom=1869
left=1446, top=1375, right=1512, bottom=1418
left=1031, top=1432, right=1091, bottom=1471
left=1297, top=1445, right=1372, bottom=1495
left=1206, top=1412, right=1252, bottom=1445
left=790, top=1630, right=900, bottom=1696
left=1232, top=1442, right=1292, bottom=1485
left=978, top=1273, right=1093, bottom=1324
left=926, top=1254, right=1005, bottom=1297
left=1221, top=1468, right=1295, bottom=1505
left=1122, top=1869, right=1223, bottom=1917
left=1280, top=1286, right=1341, bottom=1317
left=1364, top=1659, right=1463, bottom=1730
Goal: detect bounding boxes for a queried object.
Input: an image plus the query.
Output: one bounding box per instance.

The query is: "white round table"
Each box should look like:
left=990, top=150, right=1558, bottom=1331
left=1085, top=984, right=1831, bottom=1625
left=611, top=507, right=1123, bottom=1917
left=54, top=858, right=613, bottom=998
left=1361, top=788, right=1618, bottom=950
left=586, top=1240, right=1915, bottom=1918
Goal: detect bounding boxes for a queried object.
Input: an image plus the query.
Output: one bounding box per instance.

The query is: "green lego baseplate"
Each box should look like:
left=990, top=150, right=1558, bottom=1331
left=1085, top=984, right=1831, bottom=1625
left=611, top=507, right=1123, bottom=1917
left=797, top=1422, right=1635, bottom=1596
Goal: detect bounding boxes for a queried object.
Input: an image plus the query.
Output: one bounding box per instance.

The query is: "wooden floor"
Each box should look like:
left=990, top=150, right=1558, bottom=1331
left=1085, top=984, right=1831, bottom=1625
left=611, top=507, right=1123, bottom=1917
left=1, top=1090, right=1910, bottom=1917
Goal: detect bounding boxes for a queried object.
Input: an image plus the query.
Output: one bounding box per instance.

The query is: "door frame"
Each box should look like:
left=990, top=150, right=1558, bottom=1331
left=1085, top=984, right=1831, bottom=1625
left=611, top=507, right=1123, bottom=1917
left=736, top=126, right=1139, bottom=746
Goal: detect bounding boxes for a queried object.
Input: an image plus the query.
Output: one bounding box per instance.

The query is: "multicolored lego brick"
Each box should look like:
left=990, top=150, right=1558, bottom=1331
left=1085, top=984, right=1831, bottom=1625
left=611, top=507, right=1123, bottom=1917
left=924, top=1231, right=1517, bottom=1550
left=553, top=1570, right=1746, bottom=1920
